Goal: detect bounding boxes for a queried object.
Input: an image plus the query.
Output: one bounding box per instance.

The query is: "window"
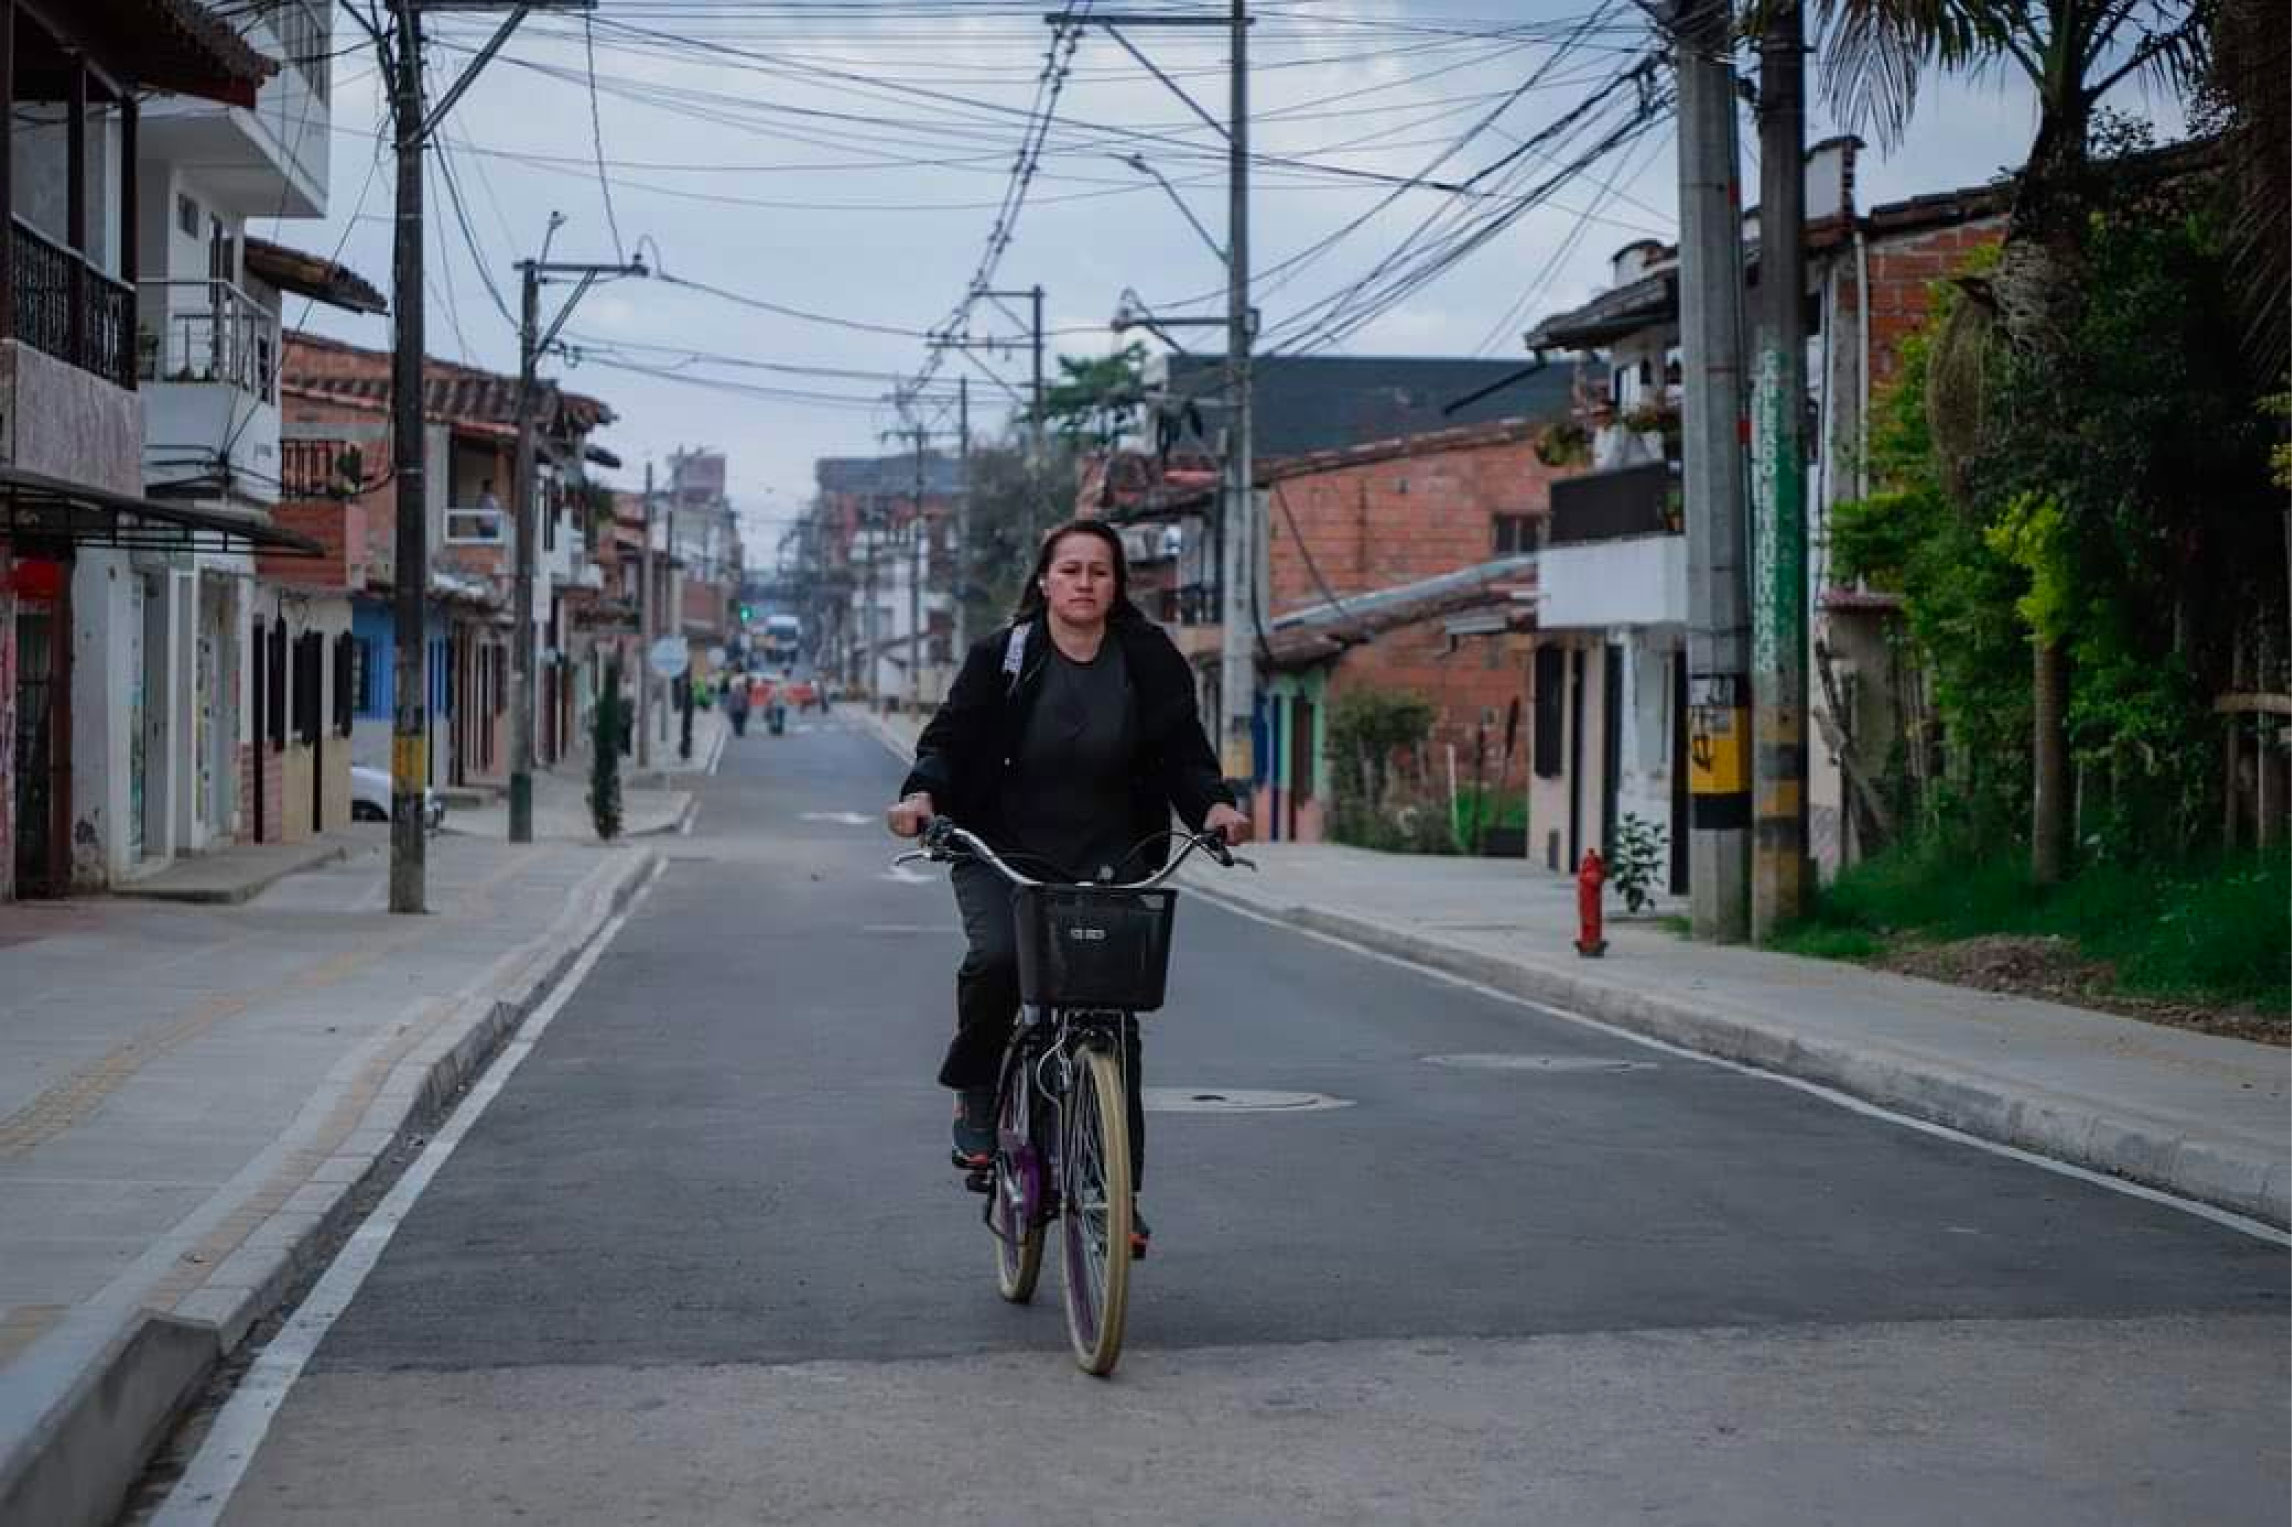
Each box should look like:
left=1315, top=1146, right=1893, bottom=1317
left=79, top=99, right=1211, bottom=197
left=177, top=193, right=200, bottom=239
left=1494, top=514, right=1539, bottom=555
left=336, top=634, right=365, bottom=734
left=1532, top=646, right=1565, bottom=779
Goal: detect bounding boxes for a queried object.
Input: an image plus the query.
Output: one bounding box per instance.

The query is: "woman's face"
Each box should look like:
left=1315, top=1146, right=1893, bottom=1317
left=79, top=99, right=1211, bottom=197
left=1041, top=533, right=1118, bottom=628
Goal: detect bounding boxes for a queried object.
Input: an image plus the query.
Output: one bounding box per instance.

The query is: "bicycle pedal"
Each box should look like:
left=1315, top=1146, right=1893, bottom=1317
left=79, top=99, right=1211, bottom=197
left=962, top=1167, right=993, bottom=1194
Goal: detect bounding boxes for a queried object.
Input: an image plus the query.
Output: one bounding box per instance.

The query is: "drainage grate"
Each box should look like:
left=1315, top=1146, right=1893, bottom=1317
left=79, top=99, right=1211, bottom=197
left=1422, top=1053, right=1658, bottom=1074
left=1140, top=1088, right=1353, bottom=1114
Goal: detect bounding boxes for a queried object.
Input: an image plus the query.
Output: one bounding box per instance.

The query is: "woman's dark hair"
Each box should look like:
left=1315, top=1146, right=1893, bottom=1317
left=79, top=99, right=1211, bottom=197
left=1012, top=517, right=1141, bottom=624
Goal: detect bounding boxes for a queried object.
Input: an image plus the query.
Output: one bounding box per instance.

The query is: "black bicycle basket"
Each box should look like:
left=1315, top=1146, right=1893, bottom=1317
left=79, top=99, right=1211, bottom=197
left=1012, top=885, right=1179, bottom=1011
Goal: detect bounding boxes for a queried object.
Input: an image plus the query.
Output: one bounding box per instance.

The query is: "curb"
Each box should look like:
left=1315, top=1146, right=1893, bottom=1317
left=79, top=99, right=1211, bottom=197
left=0, top=848, right=660, bottom=1527
left=1186, top=884, right=2290, bottom=1231
left=110, top=841, right=356, bottom=907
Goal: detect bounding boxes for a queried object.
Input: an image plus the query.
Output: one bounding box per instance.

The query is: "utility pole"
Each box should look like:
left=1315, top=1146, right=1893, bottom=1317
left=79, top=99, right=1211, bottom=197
left=1751, top=0, right=1809, bottom=935
left=510, top=250, right=645, bottom=843
left=1671, top=0, right=1752, bottom=942
left=1028, top=284, right=1045, bottom=465
left=386, top=0, right=427, bottom=913
left=377, top=0, right=563, bottom=909
left=956, top=375, right=971, bottom=655
left=909, top=433, right=926, bottom=713
left=1219, top=0, right=1256, bottom=789
left=637, top=459, right=653, bottom=770
left=1063, top=5, right=1254, bottom=781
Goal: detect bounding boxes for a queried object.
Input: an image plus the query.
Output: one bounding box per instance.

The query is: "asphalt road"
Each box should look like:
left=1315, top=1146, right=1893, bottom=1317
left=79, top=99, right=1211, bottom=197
left=185, top=715, right=2288, bottom=1526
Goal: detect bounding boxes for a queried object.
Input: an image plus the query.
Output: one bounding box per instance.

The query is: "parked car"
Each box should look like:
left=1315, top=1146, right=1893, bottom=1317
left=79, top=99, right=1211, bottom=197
left=349, top=765, right=446, bottom=831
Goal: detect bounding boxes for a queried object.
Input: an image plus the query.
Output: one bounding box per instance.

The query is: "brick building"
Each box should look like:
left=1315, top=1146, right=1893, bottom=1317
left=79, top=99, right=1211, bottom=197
left=1112, top=418, right=1571, bottom=843
left=276, top=332, right=616, bottom=802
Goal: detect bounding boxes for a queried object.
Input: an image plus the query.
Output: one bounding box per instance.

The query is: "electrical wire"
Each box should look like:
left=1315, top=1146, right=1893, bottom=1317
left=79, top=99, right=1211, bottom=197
left=581, top=13, right=629, bottom=261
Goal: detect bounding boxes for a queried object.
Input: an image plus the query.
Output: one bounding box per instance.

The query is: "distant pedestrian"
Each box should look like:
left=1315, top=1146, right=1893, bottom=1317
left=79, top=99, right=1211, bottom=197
left=725, top=677, right=751, bottom=737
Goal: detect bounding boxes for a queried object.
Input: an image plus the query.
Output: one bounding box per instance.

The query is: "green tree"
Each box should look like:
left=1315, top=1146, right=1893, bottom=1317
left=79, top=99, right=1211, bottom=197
left=1033, top=343, right=1148, bottom=448
left=1795, top=0, right=2209, bottom=879
left=955, top=439, right=1078, bottom=635
left=590, top=656, right=625, bottom=842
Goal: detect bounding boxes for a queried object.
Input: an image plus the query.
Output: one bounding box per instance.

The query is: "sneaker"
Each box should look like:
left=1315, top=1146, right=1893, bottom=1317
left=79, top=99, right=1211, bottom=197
left=1129, top=1202, right=1150, bottom=1260
left=951, top=1088, right=996, bottom=1170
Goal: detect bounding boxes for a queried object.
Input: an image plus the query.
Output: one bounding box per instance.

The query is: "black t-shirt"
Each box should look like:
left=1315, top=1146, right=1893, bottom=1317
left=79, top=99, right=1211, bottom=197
left=997, top=636, right=1135, bottom=882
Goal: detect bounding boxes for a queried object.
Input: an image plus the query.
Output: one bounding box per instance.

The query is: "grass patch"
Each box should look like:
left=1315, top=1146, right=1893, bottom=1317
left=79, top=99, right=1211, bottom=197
left=1779, top=842, right=2290, bottom=1012
left=1769, top=924, right=1887, bottom=962
left=1657, top=914, right=1693, bottom=939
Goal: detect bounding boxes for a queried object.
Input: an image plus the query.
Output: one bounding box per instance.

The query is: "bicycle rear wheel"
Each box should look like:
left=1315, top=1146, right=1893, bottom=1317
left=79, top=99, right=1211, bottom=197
left=991, top=1049, right=1045, bottom=1303
left=1059, top=1041, right=1133, bottom=1376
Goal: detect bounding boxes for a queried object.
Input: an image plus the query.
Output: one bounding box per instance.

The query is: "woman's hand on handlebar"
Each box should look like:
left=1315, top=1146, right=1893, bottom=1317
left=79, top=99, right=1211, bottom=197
left=887, top=791, right=936, bottom=839
left=1204, top=803, right=1253, bottom=847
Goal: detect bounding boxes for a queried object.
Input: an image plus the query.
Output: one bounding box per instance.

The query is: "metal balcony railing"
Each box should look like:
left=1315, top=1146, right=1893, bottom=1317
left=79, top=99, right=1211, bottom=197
left=11, top=218, right=136, bottom=390
left=445, top=505, right=507, bottom=545
left=137, top=279, right=281, bottom=400
left=1548, top=461, right=1681, bottom=545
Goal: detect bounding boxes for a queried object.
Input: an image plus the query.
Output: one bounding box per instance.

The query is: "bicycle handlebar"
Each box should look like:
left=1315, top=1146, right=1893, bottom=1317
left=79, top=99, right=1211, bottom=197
left=893, top=817, right=1253, bottom=890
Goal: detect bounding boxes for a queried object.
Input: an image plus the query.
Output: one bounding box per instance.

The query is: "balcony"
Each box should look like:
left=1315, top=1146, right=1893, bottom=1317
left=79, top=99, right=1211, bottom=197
left=138, top=280, right=279, bottom=399
left=445, top=505, right=507, bottom=546
left=137, top=0, right=331, bottom=218
left=1548, top=460, right=1680, bottom=545
left=138, top=279, right=283, bottom=502
left=12, top=218, right=135, bottom=390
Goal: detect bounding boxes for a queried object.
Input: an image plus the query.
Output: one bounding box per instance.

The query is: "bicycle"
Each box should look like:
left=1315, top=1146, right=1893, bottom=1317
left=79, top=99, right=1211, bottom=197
left=897, top=817, right=1251, bottom=1376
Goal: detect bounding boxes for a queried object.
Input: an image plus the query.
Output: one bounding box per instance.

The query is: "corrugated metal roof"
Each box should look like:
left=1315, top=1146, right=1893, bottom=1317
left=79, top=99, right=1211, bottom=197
left=1155, top=355, right=1575, bottom=459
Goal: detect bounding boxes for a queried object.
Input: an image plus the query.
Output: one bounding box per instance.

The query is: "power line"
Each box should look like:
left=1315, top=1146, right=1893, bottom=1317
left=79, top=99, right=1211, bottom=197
left=582, top=12, right=629, bottom=260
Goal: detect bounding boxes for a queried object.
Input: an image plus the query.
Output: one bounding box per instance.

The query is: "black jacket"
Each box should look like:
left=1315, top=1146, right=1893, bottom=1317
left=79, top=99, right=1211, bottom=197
left=900, top=612, right=1232, bottom=873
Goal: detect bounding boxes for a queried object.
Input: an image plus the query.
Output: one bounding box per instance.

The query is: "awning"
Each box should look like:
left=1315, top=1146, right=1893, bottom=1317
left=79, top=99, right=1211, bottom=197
left=244, top=237, right=387, bottom=315
left=0, top=466, right=323, bottom=556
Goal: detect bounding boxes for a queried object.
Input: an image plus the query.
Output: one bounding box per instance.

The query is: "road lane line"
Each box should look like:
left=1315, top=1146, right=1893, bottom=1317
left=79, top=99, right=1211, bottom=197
left=147, top=860, right=667, bottom=1527
left=1195, top=892, right=2292, bottom=1249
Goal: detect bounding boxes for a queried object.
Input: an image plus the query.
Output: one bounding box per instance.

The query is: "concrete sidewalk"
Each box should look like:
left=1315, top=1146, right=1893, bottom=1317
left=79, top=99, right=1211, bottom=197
left=0, top=833, right=659, bottom=1527
left=444, top=763, right=697, bottom=842
left=857, top=705, right=2289, bottom=1228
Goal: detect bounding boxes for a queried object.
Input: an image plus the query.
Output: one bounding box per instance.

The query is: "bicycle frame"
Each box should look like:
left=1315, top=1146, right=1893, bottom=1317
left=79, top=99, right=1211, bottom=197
left=895, top=816, right=1251, bottom=1373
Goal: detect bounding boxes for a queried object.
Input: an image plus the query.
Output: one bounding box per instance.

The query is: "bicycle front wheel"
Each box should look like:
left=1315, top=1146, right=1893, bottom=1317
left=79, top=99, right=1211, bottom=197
left=1059, top=1042, right=1133, bottom=1376
left=991, top=1053, right=1045, bottom=1303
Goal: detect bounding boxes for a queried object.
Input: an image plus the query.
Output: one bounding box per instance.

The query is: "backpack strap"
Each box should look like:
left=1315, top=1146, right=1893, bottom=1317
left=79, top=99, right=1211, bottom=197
left=1001, top=622, right=1030, bottom=697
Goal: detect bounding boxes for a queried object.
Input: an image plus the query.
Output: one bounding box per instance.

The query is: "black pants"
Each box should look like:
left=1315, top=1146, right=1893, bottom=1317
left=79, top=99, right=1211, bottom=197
left=943, top=860, right=1146, bottom=1187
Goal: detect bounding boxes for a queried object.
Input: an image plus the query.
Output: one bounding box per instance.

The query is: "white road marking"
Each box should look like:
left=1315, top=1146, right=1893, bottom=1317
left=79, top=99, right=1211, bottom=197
left=1193, top=891, right=2292, bottom=1249
left=801, top=811, right=873, bottom=826
left=147, top=863, right=665, bottom=1527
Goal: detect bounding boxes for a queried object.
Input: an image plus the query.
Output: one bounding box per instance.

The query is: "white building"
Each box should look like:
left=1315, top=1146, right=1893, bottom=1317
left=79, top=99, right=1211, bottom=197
left=68, top=0, right=374, bottom=880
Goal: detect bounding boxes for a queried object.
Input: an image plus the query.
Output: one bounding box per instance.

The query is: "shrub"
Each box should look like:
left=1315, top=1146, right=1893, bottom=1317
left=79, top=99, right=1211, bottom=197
left=590, top=656, right=625, bottom=841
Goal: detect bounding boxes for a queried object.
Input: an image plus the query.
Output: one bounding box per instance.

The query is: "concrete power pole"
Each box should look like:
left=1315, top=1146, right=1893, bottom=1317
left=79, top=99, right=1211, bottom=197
left=379, top=0, right=539, bottom=908
left=510, top=253, right=644, bottom=843
left=908, top=434, right=925, bottom=713
left=510, top=265, right=541, bottom=843
left=637, top=459, right=653, bottom=770
left=1672, top=0, right=1752, bottom=942
left=1750, top=0, right=1810, bottom=935
left=387, top=0, right=428, bottom=913
left=1218, top=0, right=1256, bottom=787
left=1029, top=284, right=1046, bottom=466
left=956, top=375, right=971, bottom=656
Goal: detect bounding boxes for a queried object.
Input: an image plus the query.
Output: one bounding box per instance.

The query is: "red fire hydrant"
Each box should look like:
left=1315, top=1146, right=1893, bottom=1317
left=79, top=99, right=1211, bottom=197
left=1574, top=849, right=1609, bottom=958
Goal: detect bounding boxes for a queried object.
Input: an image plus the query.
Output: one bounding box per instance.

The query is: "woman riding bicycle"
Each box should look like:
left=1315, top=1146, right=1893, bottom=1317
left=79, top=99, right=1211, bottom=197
left=887, top=519, right=1251, bottom=1251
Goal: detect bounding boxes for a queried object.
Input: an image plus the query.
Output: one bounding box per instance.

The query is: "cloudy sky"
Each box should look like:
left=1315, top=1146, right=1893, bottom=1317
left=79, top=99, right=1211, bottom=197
left=267, top=0, right=2182, bottom=561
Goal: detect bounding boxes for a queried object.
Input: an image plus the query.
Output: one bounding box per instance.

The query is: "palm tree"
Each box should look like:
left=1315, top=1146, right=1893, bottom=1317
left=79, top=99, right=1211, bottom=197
left=1791, top=0, right=2208, bottom=881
